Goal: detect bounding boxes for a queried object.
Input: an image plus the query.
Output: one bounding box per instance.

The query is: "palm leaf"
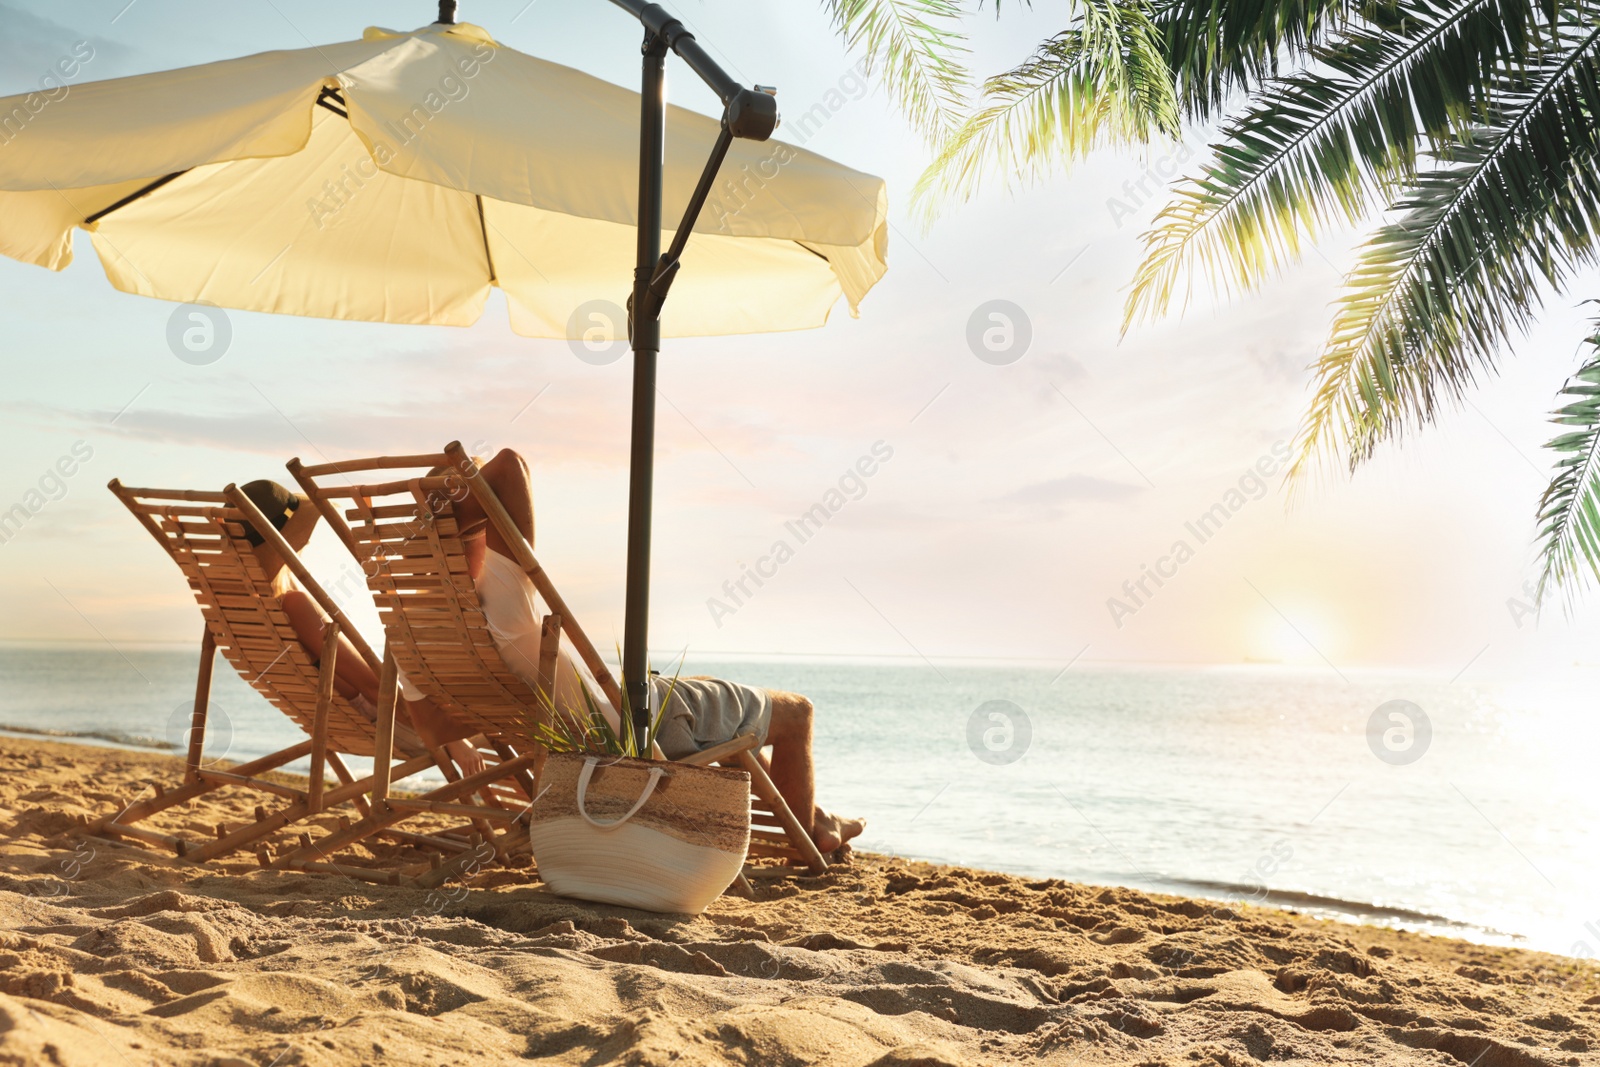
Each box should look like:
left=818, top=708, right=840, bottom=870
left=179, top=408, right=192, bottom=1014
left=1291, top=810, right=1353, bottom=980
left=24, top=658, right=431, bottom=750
left=1124, top=0, right=1546, bottom=329
left=1289, top=16, right=1600, bottom=483
left=822, top=0, right=972, bottom=142
left=912, top=0, right=1180, bottom=216
left=1536, top=321, right=1600, bottom=606
left=1155, top=0, right=1358, bottom=119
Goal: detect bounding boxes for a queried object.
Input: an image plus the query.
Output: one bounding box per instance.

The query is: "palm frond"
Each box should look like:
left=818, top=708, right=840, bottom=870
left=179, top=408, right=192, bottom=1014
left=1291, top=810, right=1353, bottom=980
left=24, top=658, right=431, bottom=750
left=1289, top=17, right=1600, bottom=483
left=1536, top=321, right=1600, bottom=607
left=823, top=0, right=972, bottom=142
left=1155, top=0, right=1358, bottom=119
left=1124, top=0, right=1546, bottom=329
left=912, top=0, right=1179, bottom=216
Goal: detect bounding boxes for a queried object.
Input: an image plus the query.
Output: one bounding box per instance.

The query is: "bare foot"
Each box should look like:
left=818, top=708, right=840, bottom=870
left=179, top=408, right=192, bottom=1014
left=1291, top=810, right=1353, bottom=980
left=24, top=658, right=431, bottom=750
left=811, top=808, right=866, bottom=854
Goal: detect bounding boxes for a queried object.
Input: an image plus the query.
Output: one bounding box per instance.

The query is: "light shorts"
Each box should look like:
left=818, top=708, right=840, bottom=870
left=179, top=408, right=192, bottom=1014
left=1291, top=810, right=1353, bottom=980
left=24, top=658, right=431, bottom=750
left=650, top=676, right=772, bottom=761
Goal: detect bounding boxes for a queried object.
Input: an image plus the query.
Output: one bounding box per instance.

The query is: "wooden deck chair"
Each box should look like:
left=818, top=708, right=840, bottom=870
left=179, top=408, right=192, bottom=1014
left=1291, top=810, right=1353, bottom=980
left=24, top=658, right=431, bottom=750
left=92, top=481, right=533, bottom=883
left=284, top=443, right=829, bottom=880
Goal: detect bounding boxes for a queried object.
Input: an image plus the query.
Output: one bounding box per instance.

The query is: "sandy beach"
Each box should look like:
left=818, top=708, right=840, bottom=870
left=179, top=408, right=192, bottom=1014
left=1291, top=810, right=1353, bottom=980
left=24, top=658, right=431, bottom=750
left=0, top=737, right=1592, bottom=1066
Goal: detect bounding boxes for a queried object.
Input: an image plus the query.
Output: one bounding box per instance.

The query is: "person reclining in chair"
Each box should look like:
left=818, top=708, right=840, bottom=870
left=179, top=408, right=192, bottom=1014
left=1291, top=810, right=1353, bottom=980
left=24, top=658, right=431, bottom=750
left=236, top=480, right=484, bottom=775
left=420, top=449, right=865, bottom=855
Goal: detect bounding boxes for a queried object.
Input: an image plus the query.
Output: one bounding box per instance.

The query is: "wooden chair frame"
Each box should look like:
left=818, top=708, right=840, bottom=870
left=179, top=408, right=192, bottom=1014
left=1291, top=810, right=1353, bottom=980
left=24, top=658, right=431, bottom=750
left=93, top=480, right=530, bottom=883
left=285, top=442, right=829, bottom=878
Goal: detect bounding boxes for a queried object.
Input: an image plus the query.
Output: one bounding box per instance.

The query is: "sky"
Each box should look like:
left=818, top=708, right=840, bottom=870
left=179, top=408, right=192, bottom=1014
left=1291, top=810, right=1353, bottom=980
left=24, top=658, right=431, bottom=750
left=2, top=0, right=1598, bottom=683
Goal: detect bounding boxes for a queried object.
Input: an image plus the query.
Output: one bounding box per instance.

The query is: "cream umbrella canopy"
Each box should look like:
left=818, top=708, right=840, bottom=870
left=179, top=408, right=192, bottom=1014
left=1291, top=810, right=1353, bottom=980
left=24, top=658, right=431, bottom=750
left=0, top=2, right=888, bottom=734
left=0, top=18, right=887, bottom=335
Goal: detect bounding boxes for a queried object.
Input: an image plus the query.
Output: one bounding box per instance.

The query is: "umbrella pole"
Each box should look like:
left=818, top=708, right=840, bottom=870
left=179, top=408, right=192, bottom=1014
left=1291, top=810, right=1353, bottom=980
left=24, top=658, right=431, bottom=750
left=612, top=1, right=781, bottom=748
left=622, top=30, right=668, bottom=744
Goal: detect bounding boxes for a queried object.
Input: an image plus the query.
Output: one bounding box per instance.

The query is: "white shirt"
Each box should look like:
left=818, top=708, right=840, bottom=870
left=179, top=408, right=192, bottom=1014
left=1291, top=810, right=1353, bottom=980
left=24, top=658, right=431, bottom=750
left=398, top=549, right=620, bottom=732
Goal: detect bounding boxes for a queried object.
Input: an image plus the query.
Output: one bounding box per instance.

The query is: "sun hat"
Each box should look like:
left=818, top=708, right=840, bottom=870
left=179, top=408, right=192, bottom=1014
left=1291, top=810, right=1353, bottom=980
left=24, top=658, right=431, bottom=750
left=239, top=479, right=301, bottom=547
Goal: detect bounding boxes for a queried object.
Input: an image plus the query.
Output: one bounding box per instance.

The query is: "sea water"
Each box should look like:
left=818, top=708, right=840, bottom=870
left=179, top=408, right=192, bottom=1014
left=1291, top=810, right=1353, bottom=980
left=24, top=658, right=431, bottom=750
left=3, top=642, right=1595, bottom=957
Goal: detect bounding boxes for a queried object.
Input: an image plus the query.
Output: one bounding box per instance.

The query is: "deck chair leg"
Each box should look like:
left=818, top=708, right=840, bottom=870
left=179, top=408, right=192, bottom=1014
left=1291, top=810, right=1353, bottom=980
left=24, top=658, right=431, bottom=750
left=532, top=613, right=561, bottom=792
left=183, top=802, right=307, bottom=864
left=370, top=650, right=399, bottom=811
left=272, top=806, right=413, bottom=871
left=187, top=748, right=437, bottom=865
left=737, top=749, right=829, bottom=875
left=271, top=751, right=539, bottom=871
left=488, top=739, right=538, bottom=801
left=186, top=628, right=217, bottom=783
left=308, top=621, right=340, bottom=813
left=456, top=756, right=522, bottom=866
left=407, top=835, right=499, bottom=891
left=325, top=752, right=370, bottom=818
left=86, top=739, right=316, bottom=839
left=431, top=750, right=508, bottom=864
left=535, top=614, right=561, bottom=706
left=88, top=779, right=210, bottom=842
left=447, top=740, right=530, bottom=860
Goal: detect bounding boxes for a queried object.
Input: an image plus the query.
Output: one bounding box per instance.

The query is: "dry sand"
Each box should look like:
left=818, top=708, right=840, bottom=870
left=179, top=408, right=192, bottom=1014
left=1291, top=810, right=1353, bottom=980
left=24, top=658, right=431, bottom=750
left=2, top=735, right=1598, bottom=1066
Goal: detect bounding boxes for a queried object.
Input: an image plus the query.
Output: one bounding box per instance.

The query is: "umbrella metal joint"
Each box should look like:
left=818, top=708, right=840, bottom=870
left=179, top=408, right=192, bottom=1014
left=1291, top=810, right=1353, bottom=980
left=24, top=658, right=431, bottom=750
left=724, top=88, right=779, bottom=142
left=617, top=1, right=779, bottom=136
left=435, top=1, right=458, bottom=25
left=638, top=16, right=675, bottom=58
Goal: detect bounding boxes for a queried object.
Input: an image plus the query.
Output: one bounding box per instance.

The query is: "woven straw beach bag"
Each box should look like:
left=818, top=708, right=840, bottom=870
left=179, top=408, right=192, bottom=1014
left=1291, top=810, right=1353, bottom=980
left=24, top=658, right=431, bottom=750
left=528, top=752, right=751, bottom=914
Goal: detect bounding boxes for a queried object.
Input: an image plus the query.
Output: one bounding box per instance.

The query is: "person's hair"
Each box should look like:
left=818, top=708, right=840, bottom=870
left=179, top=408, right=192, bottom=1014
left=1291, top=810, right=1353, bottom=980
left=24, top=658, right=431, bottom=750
left=239, top=479, right=301, bottom=547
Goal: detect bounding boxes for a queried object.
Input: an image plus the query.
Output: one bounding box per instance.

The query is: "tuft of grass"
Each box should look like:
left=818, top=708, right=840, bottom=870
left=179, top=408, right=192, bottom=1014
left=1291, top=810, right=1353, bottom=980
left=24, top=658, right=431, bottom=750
left=523, top=652, right=682, bottom=759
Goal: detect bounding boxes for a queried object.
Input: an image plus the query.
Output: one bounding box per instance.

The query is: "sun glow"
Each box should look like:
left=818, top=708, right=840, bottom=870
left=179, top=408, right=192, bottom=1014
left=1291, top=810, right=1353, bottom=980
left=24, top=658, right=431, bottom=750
left=1247, top=604, right=1342, bottom=666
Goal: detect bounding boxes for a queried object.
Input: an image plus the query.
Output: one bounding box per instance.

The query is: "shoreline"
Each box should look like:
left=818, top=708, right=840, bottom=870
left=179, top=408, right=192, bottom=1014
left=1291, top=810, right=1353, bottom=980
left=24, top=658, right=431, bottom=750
left=5, top=637, right=1581, bottom=676
left=4, top=734, right=1599, bottom=1065
left=0, top=728, right=1545, bottom=955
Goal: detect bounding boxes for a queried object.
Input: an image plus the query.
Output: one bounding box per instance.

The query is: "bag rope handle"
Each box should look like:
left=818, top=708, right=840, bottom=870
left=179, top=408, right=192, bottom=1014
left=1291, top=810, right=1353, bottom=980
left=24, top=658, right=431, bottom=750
left=575, top=757, right=664, bottom=831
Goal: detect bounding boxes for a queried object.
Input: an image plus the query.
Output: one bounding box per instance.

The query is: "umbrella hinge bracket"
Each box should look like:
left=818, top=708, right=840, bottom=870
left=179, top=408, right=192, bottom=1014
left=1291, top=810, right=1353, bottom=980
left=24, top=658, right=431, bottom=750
left=641, top=257, right=681, bottom=319
left=316, top=86, right=348, bottom=119
left=628, top=258, right=677, bottom=331
left=638, top=5, right=689, bottom=55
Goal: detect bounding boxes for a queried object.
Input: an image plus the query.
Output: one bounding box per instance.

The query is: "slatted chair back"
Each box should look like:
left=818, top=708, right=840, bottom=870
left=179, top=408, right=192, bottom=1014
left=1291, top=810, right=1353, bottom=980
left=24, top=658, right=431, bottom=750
left=350, top=472, right=538, bottom=738
left=289, top=443, right=829, bottom=876
left=288, top=449, right=622, bottom=743
left=108, top=480, right=420, bottom=758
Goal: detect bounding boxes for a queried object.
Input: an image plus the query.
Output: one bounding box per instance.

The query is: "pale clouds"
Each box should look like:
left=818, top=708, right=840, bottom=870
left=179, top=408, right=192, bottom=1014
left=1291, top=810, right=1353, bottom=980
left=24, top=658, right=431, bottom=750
left=3, top=2, right=1600, bottom=679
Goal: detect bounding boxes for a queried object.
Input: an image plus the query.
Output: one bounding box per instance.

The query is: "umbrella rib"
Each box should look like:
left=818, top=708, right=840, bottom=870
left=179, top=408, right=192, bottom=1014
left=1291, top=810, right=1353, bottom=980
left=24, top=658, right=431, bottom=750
left=82, top=89, right=342, bottom=226
left=794, top=241, right=829, bottom=263
left=83, top=170, right=190, bottom=225
left=475, top=195, right=498, bottom=286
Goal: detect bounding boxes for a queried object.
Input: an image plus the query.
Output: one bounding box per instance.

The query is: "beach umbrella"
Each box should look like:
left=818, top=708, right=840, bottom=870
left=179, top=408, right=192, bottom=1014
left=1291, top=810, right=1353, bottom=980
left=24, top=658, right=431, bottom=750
left=0, top=1, right=888, bottom=735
